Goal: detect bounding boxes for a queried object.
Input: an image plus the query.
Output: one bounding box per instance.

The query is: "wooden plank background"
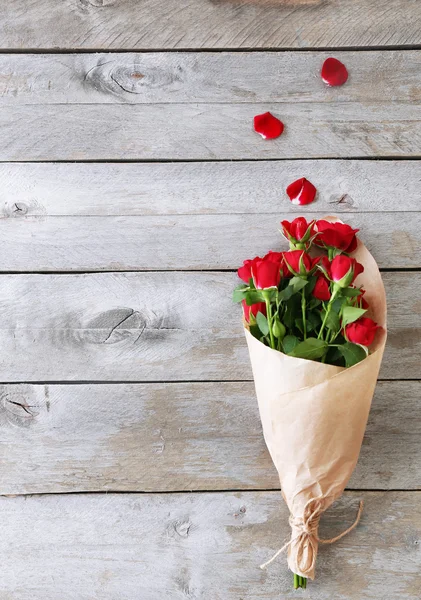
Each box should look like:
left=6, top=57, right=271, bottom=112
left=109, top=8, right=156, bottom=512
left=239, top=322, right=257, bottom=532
left=1, top=492, right=420, bottom=599
left=2, top=1, right=421, bottom=49
left=0, top=3, right=420, bottom=598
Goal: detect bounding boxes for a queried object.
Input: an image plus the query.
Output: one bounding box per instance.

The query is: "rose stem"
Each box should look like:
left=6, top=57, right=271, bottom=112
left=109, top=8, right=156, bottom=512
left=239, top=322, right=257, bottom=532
left=294, top=573, right=299, bottom=589
left=264, top=297, right=276, bottom=349
left=301, top=289, right=307, bottom=340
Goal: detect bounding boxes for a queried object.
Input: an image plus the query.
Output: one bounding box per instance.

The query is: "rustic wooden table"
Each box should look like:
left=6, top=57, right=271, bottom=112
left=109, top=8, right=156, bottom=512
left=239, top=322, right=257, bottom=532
left=0, top=1, right=420, bottom=598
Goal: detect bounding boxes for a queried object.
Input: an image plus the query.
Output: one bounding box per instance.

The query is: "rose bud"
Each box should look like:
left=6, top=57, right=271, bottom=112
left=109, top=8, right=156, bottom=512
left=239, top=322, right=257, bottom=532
left=345, top=317, right=379, bottom=347
left=242, top=299, right=267, bottom=325
left=251, top=257, right=282, bottom=289
left=312, top=276, right=331, bottom=301
left=237, top=257, right=261, bottom=283
left=330, top=255, right=364, bottom=288
left=283, top=250, right=313, bottom=276
left=280, top=217, right=316, bottom=250
left=315, top=220, right=359, bottom=253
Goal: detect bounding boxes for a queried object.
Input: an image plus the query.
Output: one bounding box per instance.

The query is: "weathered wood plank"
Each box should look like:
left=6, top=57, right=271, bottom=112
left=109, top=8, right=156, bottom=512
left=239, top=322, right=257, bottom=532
left=1, top=492, right=420, bottom=599
left=0, top=272, right=416, bottom=381
left=0, top=51, right=420, bottom=105
left=2, top=212, right=419, bottom=271
left=2, top=1, right=420, bottom=50
left=1, top=103, right=420, bottom=160
left=1, top=161, right=419, bottom=216
left=0, top=381, right=419, bottom=494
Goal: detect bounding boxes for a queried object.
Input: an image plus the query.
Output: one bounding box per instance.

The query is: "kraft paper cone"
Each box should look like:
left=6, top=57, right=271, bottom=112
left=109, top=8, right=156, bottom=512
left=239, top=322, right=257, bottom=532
left=245, top=231, right=387, bottom=579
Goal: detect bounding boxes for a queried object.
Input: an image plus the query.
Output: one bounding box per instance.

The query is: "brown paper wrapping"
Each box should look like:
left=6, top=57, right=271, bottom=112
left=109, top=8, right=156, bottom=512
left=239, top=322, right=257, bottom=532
left=245, top=233, right=387, bottom=579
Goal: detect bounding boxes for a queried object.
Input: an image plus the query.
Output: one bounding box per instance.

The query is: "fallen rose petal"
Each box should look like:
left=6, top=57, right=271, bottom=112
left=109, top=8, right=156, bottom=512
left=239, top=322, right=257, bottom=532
left=321, top=57, right=348, bottom=87
left=286, top=177, right=317, bottom=205
left=253, top=112, right=284, bottom=139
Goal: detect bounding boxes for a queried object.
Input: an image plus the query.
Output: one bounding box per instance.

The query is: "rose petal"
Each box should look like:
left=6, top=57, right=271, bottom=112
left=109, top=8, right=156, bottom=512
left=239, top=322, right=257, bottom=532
left=286, top=177, right=317, bottom=205
left=321, top=57, right=348, bottom=87
left=253, top=112, right=284, bottom=139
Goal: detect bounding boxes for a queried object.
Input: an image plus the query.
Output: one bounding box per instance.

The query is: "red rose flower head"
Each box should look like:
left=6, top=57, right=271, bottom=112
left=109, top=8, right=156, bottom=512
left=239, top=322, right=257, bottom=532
left=242, top=299, right=267, bottom=325
left=251, top=256, right=282, bottom=289
left=264, top=251, right=291, bottom=277
left=281, top=217, right=316, bottom=250
left=286, top=178, right=317, bottom=206
left=253, top=112, right=284, bottom=140
left=321, top=57, right=349, bottom=87
left=312, top=275, right=331, bottom=301
left=315, top=220, right=359, bottom=253
left=237, top=256, right=262, bottom=283
left=283, top=250, right=314, bottom=277
left=330, top=255, right=364, bottom=288
left=345, top=317, right=379, bottom=347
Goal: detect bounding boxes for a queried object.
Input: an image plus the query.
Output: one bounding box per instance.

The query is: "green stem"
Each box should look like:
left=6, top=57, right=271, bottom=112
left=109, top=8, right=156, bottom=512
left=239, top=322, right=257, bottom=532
left=265, top=297, right=275, bottom=350
left=317, top=290, right=338, bottom=340
left=293, top=573, right=308, bottom=589
left=301, top=289, right=307, bottom=340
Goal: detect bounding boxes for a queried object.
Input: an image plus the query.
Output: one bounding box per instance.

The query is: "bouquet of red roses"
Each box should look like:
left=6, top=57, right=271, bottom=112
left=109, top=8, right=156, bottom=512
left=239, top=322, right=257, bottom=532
left=233, top=216, right=387, bottom=589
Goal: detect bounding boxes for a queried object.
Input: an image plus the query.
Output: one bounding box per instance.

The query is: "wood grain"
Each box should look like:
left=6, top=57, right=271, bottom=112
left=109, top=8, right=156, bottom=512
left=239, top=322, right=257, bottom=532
left=1, top=160, right=419, bottom=216
left=0, top=51, right=420, bottom=105
left=1, top=103, right=420, bottom=160
left=1, top=491, right=420, bottom=599
left=2, top=0, right=420, bottom=50
left=0, top=381, right=419, bottom=495
left=2, top=212, right=419, bottom=271
left=0, top=271, right=416, bottom=381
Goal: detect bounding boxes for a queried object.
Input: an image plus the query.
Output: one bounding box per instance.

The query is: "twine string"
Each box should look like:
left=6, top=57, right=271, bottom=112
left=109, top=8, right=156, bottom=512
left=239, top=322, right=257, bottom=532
left=260, top=499, right=364, bottom=573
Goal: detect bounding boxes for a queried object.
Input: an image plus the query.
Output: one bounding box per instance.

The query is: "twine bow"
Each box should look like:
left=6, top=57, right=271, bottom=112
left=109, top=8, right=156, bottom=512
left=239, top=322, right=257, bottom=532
left=260, top=498, right=364, bottom=578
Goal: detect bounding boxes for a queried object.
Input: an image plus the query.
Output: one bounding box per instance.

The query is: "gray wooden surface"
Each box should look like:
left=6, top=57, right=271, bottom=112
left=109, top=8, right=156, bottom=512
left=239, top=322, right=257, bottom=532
left=2, top=103, right=420, bottom=160
left=0, top=272, right=416, bottom=380
left=1, top=4, right=420, bottom=598
left=1, top=492, right=420, bottom=600
left=0, top=160, right=417, bottom=215
left=0, top=381, right=419, bottom=495
left=2, top=1, right=421, bottom=49
left=0, top=51, right=419, bottom=105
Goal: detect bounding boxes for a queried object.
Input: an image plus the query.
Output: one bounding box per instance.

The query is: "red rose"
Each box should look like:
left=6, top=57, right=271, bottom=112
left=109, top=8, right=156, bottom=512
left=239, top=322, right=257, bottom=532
left=312, top=276, right=331, bottom=301
left=281, top=217, right=316, bottom=249
left=251, top=257, right=282, bottom=289
left=315, top=220, right=359, bottom=252
left=345, top=317, right=379, bottom=347
left=283, top=250, right=313, bottom=276
left=317, top=256, right=331, bottom=278
left=242, top=300, right=266, bottom=324
left=264, top=251, right=291, bottom=277
left=237, top=256, right=261, bottom=283
left=330, top=255, right=364, bottom=288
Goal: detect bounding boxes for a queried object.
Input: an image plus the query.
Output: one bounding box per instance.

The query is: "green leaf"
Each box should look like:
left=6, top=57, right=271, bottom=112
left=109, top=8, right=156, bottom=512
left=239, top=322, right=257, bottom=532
left=307, top=310, right=322, bottom=332
left=341, top=306, right=367, bottom=327
left=342, top=287, right=362, bottom=298
left=307, top=297, right=321, bottom=310
left=289, top=276, right=308, bottom=293
left=256, top=311, right=269, bottom=336
left=325, top=310, right=340, bottom=332
left=245, top=291, right=265, bottom=305
left=332, top=296, right=347, bottom=313
left=288, top=338, right=328, bottom=360
left=278, top=285, right=294, bottom=301
left=305, top=276, right=317, bottom=296
left=294, top=318, right=304, bottom=334
left=282, top=335, right=299, bottom=354
left=337, top=342, right=367, bottom=367
left=233, top=284, right=249, bottom=303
